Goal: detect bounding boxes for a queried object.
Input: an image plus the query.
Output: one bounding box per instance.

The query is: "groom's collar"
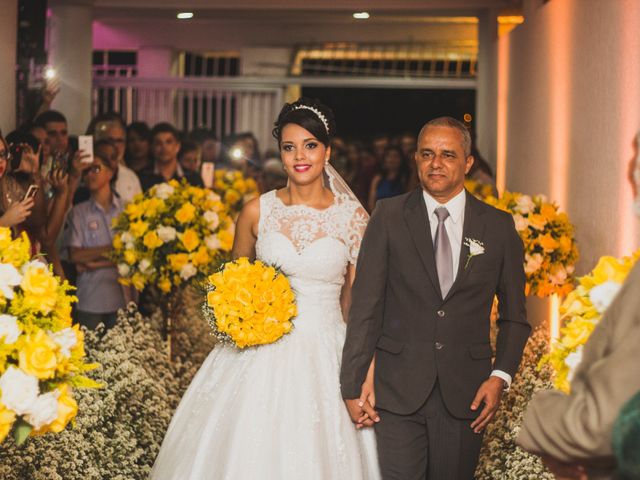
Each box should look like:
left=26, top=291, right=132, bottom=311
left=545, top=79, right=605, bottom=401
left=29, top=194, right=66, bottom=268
left=422, top=188, right=466, bottom=225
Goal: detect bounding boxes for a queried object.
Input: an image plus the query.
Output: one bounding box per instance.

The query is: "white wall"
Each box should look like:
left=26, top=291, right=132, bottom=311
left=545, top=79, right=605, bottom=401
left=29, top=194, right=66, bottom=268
left=501, top=0, right=640, bottom=274
left=0, top=0, right=17, bottom=134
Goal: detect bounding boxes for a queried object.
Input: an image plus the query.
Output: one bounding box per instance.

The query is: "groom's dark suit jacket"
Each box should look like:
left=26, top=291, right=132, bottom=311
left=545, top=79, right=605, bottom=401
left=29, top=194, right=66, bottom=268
left=340, top=188, right=531, bottom=418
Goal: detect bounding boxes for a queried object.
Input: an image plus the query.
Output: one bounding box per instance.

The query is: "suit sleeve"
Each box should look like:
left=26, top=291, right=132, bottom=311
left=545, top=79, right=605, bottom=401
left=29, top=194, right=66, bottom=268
left=494, top=213, right=531, bottom=377
left=340, top=201, right=389, bottom=399
left=516, top=267, right=640, bottom=463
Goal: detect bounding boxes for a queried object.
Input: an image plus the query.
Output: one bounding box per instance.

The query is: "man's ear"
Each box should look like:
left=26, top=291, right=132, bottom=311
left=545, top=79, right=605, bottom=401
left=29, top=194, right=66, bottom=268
left=465, top=155, right=475, bottom=174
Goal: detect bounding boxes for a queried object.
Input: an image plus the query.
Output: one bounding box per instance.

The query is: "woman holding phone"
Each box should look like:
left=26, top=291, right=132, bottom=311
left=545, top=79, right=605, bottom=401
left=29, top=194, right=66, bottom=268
left=0, top=131, right=34, bottom=228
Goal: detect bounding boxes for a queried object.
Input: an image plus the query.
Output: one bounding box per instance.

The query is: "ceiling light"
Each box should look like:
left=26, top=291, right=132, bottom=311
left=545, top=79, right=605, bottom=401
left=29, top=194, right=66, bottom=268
left=353, top=12, right=370, bottom=20
left=177, top=12, right=194, bottom=19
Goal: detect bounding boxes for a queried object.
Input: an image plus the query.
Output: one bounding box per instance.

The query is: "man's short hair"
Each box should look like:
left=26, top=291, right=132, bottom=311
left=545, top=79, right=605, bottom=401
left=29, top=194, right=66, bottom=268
left=419, top=116, right=472, bottom=157
left=151, top=122, right=180, bottom=142
left=35, top=110, right=67, bottom=128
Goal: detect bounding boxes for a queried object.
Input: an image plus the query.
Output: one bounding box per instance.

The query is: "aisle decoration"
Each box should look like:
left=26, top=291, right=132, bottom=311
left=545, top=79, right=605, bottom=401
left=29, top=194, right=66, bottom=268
left=111, top=179, right=235, bottom=294
left=542, top=250, right=640, bottom=393
left=203, top=257, right=297, bottom=349
left=485, top=191, right=579, bottom=297
left=465, top=178, right=495, bottom=201
left=212, top=170, right=259, bottom=217
left=0, top=228, right=99, bottom=445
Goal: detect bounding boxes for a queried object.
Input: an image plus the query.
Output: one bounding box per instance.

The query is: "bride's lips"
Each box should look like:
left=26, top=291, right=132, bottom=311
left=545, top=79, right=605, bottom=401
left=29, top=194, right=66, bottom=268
left=293, top=164, right=311, bottom=173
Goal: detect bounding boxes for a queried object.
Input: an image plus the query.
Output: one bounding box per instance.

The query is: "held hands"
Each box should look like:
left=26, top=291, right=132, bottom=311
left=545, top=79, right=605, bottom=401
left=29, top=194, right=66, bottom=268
left=345, top=359, right=379, bottom=429
left=470, top=376, right=505, bottom=433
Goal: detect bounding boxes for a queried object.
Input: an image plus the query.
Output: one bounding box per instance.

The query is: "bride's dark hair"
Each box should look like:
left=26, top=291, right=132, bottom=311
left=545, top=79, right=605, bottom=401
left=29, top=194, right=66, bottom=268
left=272, top=97, right=337, bottom=147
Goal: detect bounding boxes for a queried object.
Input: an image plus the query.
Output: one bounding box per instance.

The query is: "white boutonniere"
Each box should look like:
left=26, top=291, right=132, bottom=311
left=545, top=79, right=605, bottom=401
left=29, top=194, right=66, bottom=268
left=463, top=237, right=485, bottom=268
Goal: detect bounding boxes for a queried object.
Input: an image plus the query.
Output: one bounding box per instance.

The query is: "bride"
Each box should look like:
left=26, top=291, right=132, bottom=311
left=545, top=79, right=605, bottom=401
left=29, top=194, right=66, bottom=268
left=151, top=98, right=380, bottom=479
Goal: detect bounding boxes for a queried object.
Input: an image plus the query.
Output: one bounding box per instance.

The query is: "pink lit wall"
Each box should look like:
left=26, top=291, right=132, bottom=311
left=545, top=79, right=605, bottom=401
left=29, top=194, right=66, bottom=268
left=499, top=0, right=640, bottom=274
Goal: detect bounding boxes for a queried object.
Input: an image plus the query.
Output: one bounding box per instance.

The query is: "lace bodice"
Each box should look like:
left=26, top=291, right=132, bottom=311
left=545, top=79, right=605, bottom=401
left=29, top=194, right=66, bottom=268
left=256, top=190, right=368, bottom=293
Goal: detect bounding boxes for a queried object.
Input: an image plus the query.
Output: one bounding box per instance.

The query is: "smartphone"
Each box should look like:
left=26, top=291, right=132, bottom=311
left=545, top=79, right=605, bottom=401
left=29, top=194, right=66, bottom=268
left=22, top=184, right=39, bottom=201
left=78, top=135, right=94, bottom=164
left=201, top=162, right=215, bottom=189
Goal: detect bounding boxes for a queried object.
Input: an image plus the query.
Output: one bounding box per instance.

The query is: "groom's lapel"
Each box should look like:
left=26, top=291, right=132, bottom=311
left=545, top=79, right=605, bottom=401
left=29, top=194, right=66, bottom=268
left=404, top=189, right=442, bottom=297
left=444, top=191, right=486, bottom=302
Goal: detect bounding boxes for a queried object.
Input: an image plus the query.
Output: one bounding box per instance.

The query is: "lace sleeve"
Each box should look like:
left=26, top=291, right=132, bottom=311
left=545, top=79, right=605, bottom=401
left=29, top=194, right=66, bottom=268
left=346, top=202, right=369, bottom=265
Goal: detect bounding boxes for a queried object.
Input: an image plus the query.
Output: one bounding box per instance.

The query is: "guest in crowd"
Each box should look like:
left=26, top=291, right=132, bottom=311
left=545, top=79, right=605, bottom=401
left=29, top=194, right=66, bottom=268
left=516, top=148, right=640, bottom=479
left=613, top=390, right=640, bottom=480
left=34, top=110, right=70, bottom=166
left=188, top=127, right=219, bottom=166
left=261, top=156, right=288, bottom=192
left=139, top=122, right=203, bottom=191
left=178, top=139, right=202, bottom=176
left=220, top=132, right=263, bottom=187
left=330, top=136, right=354, bottom=183
left=67, top=151, right=126, bottom=329
left=0, top=131, right=35, bottom=228
left=125, top=122, right=153, bottom=174
left=371, top=133, right=390, bottom=164
left=352, top=146, right=379, bottom=209
left=367, top=145, right=411, bottom=211
left=93, top=119, right=142, bottom=204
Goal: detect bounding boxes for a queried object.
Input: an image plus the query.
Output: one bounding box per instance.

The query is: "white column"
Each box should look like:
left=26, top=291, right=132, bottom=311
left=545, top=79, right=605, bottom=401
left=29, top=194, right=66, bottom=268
left=48, top=0, right=94, bottom=135
left=475, top=9, right=499, bottom=170
left=0, top=0, right=18, bottom=133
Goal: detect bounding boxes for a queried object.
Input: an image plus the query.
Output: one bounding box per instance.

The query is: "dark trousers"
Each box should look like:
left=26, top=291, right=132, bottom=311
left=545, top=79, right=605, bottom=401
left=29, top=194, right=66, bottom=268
left=375, top=382, right=483, bottom=480
left=75, top=310, right=118, bottom=330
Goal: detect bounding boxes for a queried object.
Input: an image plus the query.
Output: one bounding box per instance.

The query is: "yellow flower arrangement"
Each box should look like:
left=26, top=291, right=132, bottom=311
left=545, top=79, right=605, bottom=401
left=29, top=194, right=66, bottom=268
left=0, top=228, right=99, bottom=445
left=541, top=250, right=640, bottom=392
left=111, top=180, right=235, bottom=293
left=464, top=178, right=495, bottom=201
left=485, top=191, right=579, bottom=297
left=204, top=257, right=297, bottom=349
left=212, top=170, right=259, bottom=218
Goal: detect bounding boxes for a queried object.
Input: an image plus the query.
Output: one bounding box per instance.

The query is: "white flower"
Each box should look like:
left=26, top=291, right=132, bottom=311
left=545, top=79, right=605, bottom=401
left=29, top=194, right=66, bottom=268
left=157, top=226, right=177, bottom=242
left=514, top=195, right=535, bottom=214
left=565, top=345, right=584, bottom=382
left=121, top=232, right=134, bottom=244
left=205, top=235, right=221, bottom=251
left=0, top=366, right=39, bottom=415
left=24, top=390, right=60, bottom=430
left=117, top=263, right=131, bottom=277
left=512, top=213, right=528, bottom=232
left=524, top=253, right=544, bottom=274
left=50, top=328, right=77, bottom=358
left=179, top=263, right=197, bottom=281
left=207, top=191, right=221, bottom=202
left=0, top=263, right=23, bottom=299
left=203, top=211, right=220, bottom=230
left=154, top=183, right=175, bottom=200
left=138, top=259, right=154, bottom=275
left=463, top=238, right=485, bottom=269
left=0, top=314, right=21, bottom=344
left=589, top=280, right=622, bottom=314
left=549, top=265, right=568, bottom=285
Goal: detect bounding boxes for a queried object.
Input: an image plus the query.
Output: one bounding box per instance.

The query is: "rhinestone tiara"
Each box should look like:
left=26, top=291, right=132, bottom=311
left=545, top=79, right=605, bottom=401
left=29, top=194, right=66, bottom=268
left=292, top=105, right=329, bottom=135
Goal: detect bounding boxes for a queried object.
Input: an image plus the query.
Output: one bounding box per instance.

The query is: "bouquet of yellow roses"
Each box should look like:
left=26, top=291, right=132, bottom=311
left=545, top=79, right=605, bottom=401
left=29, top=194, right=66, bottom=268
left=111, top=179, right=235, bottom=294
left=464, top=178, right=495, bottom=201
left=0, top=228, right=99, bottom=445
left=541, top=250, right=640, bottom=392
left=212, top=170, right=259, bottom=217
left=485, top=191, right=579, bottom=297
left=203, top=257, right=297, bottom=349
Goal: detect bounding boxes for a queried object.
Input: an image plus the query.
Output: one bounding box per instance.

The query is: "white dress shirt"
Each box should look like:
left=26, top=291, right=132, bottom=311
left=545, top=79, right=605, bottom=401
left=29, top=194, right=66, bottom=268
left=422, top=188, right=512, bottom=388
left=115, top=164, right=142, bottom=204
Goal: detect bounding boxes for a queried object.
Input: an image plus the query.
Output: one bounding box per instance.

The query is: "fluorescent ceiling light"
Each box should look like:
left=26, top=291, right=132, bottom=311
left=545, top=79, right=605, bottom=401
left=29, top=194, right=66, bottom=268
left=177, top=12, right=194, bottom=19
left=353, top=12, right=370, bottom=20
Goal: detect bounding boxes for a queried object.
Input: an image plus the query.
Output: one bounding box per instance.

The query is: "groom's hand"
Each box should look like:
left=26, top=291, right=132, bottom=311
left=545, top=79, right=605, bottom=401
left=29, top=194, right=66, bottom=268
left=469, top=376, right=504, bottom=433
left=345, top=399, right=379, bottom=428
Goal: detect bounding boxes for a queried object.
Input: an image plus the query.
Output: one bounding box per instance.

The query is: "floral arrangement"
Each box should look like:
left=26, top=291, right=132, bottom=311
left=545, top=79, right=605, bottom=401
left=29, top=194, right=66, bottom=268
left=485, top=191, right=579, bottom=297
left=204, top=257, right=297, bottom=349
left=465, top=178, right=495, bottom=201
left=0, top=228, right=98, bottom=445
left=212, top=170, right=259, bottom=217
left=111, top=179, right=235, bottom=294
left=476, top=327, right=554, bottom=479
left=542, top=250, right=640, bottom=393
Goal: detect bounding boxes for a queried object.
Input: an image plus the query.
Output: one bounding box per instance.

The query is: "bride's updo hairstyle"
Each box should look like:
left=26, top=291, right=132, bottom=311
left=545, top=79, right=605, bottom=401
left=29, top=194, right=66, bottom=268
left=272, top=97, right=337, bottom=147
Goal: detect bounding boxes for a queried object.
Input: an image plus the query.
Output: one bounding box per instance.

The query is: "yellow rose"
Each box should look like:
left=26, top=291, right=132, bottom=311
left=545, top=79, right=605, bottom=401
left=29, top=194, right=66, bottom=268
left=112, top=234, right=123, bottom=250
left=528, top=213, right=547, bottom=230
left=0, top=401, right=16, bottom=444
left=168, top=253, right=189, bottom=271
left=129, top=221, right=149, bottom=238
left=540, top=203, right=557, bottom=220
left=224, top=189, right=241, bottom=206
left=175, top=203, right=196, bottom=223
left=143, top=231, right=163, bottom=250
left=131, top=272, right=146, bottom=291
left=125, top=202, right=145, bottom=220
left=538, top=234, right=559, bottom=252
left=158, top=277, right=172, bottom=293
left=20, top=263, right=59, bottom=314
left=218, top=230, right=234, bottom=252
left=180, top=229, right=200, bottom=252
left=191, top=247, right=211, bottom=266
left=232, top=179, right=247, bottom=193
left=33, top=385, right=78, bottom=435
left=144, top=197, right=164, bottom=218
left=19, top=329, right=58, bottom=379
left=124, top=250, right=137, bottom=265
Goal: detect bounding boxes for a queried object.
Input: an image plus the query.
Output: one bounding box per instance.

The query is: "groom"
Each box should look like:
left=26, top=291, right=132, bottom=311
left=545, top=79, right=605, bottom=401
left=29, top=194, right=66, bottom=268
left=341, top=117, right=531, bottom=479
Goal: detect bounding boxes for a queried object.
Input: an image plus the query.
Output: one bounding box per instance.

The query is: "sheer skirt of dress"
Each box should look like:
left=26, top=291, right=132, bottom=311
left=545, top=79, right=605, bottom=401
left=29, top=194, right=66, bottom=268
left=150, top=190, right=379, bottom=479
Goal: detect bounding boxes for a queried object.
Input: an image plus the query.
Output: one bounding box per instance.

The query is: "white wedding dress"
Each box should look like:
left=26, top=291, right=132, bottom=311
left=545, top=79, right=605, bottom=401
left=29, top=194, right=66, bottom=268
left=151, top=190, right=380, bottom=480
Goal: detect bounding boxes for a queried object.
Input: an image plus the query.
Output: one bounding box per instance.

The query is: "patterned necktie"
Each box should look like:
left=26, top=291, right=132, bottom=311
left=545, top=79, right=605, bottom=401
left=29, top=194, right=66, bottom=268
left=434, top=207, right=453, bottom=298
